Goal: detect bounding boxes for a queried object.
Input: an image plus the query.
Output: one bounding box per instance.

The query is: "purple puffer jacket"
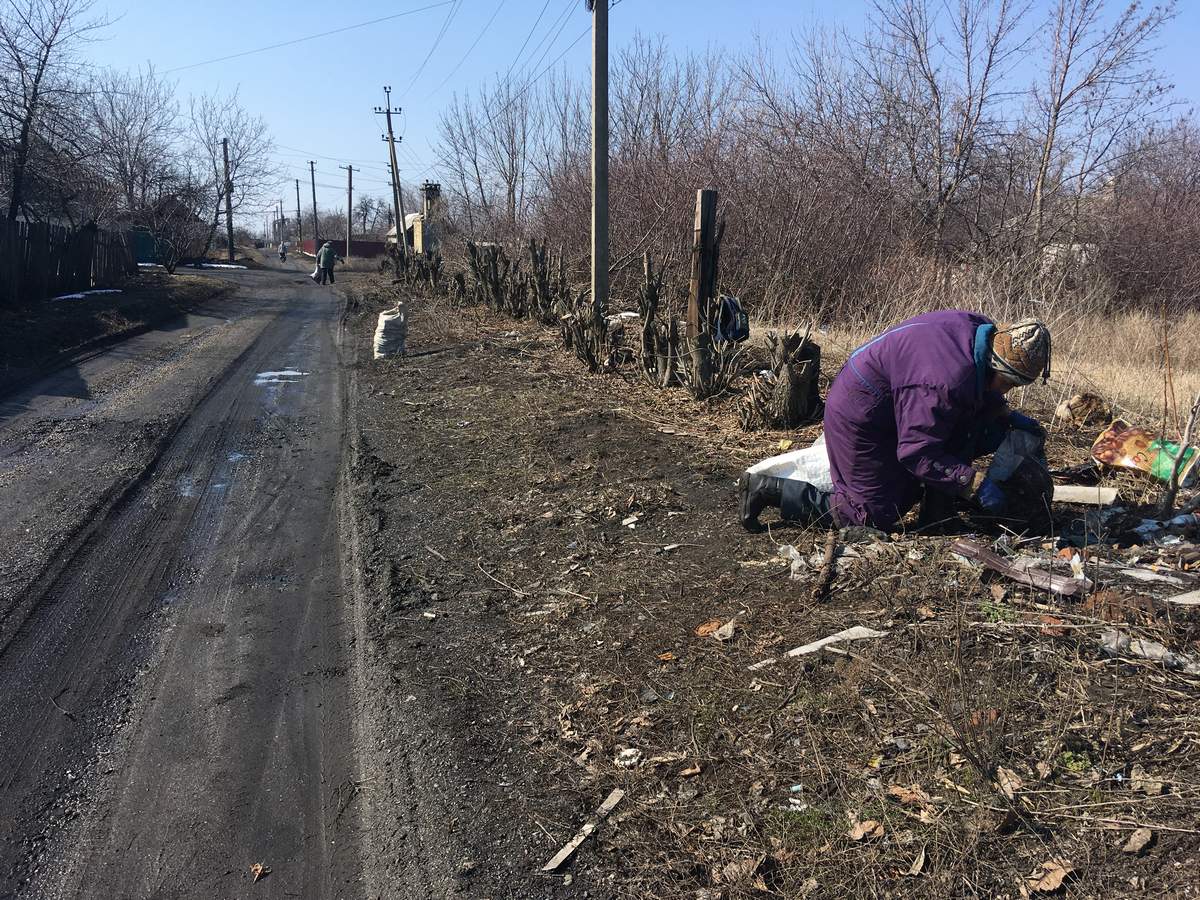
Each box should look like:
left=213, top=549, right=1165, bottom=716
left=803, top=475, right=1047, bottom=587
left=823, top=310, right=1006, bottom=529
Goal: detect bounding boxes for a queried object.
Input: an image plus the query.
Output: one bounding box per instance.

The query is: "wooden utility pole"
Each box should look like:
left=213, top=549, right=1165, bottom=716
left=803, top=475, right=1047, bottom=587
left=340, top=165, right=353, bottom=258
left=221, top=138, right=235, bottom=262
left=295, top=179, right=302, bottom=246
left=375, top=86, right=408, bottom=259
left=687, top=188, right=719, bottom=390
left=589, top=0, right=609, bottom=327
left=309, top=160, right=320, bottom=245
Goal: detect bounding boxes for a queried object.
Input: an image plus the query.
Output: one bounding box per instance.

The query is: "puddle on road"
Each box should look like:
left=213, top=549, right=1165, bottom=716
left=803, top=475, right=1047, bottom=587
left=254, top=369, right=309, bottom=385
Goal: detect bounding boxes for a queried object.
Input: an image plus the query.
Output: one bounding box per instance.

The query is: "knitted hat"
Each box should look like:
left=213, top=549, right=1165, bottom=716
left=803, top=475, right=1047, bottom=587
left=991, top=319, right=1051, bottom=385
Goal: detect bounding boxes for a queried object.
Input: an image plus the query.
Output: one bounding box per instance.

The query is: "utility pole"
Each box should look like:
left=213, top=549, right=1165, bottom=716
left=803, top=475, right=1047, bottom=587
left=221, top=138, right=235, bottom=262
left=340, top=165, right=354, bottom=258
left=375, top=86, right=408, bottom=259
left=295, top=179, right=302, bottom=247
left=588, top=0, right=609, bottom=327
left=309, top=160, right=320, bottom=245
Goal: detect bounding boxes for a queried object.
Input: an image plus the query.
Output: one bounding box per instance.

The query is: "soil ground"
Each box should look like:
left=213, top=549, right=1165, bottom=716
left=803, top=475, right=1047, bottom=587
left=345, top=279, right=1200, bottom=899
left=0, top=272, right=233, bottom=397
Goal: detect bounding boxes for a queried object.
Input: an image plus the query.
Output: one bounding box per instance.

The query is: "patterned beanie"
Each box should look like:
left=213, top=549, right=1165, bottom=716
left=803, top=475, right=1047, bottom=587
left=991, top=319, right=1051, bottom=385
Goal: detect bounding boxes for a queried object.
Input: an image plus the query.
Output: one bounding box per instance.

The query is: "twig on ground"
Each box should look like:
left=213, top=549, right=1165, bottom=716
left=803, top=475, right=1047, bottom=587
left=811, top=529, right=839, bottom=601
left=477, top=561, right=530, bottom=598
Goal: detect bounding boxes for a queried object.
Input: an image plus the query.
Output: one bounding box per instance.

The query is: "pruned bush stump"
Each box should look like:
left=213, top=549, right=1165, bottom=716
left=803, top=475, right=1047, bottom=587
left=740, top=329, right=822, bottom=430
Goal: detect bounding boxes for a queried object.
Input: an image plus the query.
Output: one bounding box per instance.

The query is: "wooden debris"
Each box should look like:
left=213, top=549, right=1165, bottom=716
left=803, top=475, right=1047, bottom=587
left=1053, top=484, right=1118, bottom=505
left=950, top=538, right=1088, bottom=597
left=541, top=788, right=625, bottom=872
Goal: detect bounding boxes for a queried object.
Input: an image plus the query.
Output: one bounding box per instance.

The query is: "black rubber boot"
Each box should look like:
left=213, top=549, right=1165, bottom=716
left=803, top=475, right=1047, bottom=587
left=780, top=478, right=833, bottom=525
left=916, top=489, right=965, bottom=535
left=739, top=473, right=785, bottom=532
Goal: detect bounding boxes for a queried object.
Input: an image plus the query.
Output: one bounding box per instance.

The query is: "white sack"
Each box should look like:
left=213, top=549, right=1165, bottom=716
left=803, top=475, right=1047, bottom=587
left=744, top=433, right=833, bottom=493
left=373, top=303, right=407, bottom=359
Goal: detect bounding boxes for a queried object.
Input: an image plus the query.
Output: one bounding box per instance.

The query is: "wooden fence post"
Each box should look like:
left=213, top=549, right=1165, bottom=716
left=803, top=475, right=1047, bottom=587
left=687, top=188, right=718, bottom=393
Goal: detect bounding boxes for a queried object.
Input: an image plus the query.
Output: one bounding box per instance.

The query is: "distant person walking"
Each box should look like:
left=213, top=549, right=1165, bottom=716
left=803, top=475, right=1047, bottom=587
left=316, top=241, right=341, bottom=284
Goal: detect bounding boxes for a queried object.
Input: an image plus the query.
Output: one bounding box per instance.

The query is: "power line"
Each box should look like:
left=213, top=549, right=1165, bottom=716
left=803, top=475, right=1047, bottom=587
left=519, top=0, right=577, bottom=82
left=428, top=0, right=507, bottom=97
left=508, top=0, right=574, bottom=84
left=500, top=0, right=552, bottom=85
left=164, top=1, right=455, bottom=73
left=399, top=0, right=462, bottom=99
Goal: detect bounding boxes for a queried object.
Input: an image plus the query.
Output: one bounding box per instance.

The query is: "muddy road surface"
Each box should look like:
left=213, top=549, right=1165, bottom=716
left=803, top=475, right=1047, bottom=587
left=0, top=267, right=363, bottom=898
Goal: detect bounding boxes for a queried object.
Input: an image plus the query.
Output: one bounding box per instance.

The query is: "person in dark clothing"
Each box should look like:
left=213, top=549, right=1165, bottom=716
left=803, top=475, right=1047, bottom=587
left=739, top=311, right=1051, bottom=532
left=316, top=242, right=342, bottom=284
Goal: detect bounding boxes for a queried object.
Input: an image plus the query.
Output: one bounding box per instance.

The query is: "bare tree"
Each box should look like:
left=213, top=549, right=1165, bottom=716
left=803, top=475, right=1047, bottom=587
left=188, top=90, right=276, bottom=258
left=0, top=0, right=105, bottom=221
left=1028, top=0, right=1176, bottom=247
left=90, top=66, right=178, bottom=220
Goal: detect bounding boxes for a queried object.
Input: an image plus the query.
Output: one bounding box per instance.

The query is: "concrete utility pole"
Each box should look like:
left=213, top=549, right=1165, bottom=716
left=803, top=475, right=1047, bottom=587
left=588, top=0, right=609, bottom=327
left=340, top=165, right=353, bottom=259
left=309, top=160, right=320, bottom=245
left=374, top=86, right=408, bottom=259
left=295, top=179, right=302, bottom=246
left=221, top=138, right=235, bottom=262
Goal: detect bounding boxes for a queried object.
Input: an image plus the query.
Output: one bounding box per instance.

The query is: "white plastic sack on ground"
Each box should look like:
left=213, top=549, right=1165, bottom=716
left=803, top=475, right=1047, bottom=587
left=744, top=433, right=833, bottom=493
left=310, top=263, right=320, bottom=281
left=373, top=303, right=407, bottom=359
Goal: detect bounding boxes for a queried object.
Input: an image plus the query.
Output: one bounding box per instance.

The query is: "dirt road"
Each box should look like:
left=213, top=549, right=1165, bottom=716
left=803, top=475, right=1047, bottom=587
left=0, top=267, right=362, bottom=898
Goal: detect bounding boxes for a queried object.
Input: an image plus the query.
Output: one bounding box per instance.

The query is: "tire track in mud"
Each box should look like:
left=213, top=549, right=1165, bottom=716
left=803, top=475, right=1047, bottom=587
left=0, top=278, right=363, bottom=899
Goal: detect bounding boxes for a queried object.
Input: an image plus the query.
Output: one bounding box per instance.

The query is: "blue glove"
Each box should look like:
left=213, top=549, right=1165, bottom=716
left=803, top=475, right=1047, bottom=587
left=977, top=477, right=1006, bottom=514
left=1008, top=411, right=1045, bottom=436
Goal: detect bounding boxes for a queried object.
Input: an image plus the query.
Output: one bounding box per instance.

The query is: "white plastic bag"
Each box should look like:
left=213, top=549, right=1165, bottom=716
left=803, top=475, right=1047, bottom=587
left=373, top=303, right=407, bottom=359
left=744, top=434, right=833, bottom=493
left=310, top=263, right=320, bottom=282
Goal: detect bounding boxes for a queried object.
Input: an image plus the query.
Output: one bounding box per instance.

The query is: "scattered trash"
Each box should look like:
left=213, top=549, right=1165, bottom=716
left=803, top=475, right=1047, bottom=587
left=615, top=747, right=643, bottom=768
left=988, top=429, right=1044, bottom=482
left=1055, top=392, right=1110, bottom=427
left=621, top=514, right=639, bottom=528
left=951, top=538, right=1088, bottom=597
left=694, top=619, right=722, bottom=638
left=749, top=625, right=888, bottom=671
left=680, top=762, right=702, bottom=777
left=1025, top=858, right=1073, bottom=893
left=712, top=620, right=736, bottom=642
left=778, top=544, right=805, bottom=579
left=1098, top=628, right=1200, bottom=675
left=1052, top=484, right=1117, bottom=506
left=250, top=862, right=270, bottom=882
left=1166, top=588, right=1200, bottom=606
left=373, top=303, right=408, bottom=358
left=1093, top=420, right=1197, bottom=486
left=541, top=787, right=625, bottom=872
left=1122, top=827, right=1155, bottom=855
left=422, top=611, right=437, bottom=620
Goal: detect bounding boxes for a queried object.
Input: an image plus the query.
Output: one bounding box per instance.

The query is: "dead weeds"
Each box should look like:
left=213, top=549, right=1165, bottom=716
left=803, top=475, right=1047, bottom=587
left=350, top=278, right=1200, bottom=898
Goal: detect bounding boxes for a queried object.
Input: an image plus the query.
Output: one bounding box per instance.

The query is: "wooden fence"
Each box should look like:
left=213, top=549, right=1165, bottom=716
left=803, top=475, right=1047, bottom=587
left=0, top=219, right=135, bottom=306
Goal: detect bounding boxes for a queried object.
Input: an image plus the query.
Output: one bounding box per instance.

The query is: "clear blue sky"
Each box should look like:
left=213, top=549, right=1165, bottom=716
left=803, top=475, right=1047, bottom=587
left=85, top=0, right=1200, bottom=226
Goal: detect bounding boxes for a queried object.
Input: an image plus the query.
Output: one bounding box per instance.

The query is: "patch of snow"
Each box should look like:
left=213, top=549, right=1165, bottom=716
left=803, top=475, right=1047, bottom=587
left=254, top=369, right=309, bottom=385
left=50, top=288, right=125, bottom=301
left=198, top=262, right=247, bottom=270
left=137, top=262, right=162, bottom=268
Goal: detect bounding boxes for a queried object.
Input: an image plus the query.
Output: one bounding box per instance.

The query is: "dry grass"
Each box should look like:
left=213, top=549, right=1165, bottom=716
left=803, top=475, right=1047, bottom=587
left=760, top=309, right=1200, bottom=439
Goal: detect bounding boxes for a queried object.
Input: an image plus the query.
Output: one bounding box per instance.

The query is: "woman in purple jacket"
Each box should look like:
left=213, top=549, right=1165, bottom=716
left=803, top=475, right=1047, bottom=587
left=740, top=312, right=1051, bottom=532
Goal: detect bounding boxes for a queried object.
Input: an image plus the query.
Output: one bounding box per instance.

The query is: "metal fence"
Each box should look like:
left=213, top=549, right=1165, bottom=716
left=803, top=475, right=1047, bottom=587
left=0, top=219, right=135, bottom=306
